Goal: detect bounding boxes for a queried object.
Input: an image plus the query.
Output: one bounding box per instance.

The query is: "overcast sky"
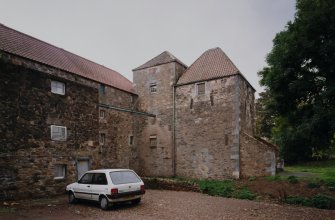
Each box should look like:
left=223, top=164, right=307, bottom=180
left=0, top=0, right=295, bottom=96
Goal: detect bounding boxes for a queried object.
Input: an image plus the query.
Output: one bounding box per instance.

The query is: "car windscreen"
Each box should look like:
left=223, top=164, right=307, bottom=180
left=109, top=171, right=141, bottom=185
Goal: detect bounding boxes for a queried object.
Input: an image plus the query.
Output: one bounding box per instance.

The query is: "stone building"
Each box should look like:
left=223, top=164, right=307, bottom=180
left=0, top=24, right=278, bottom=199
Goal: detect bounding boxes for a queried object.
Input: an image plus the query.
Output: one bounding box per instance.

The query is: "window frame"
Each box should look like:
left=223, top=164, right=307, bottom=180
left=149, top=135, right=157, bottom=148
left=150, top=83, right=157, bottom=94
left=50, top=125, right=67, bottom=141
left=51, top=80, right=65, bottom=95
left=197, top=82, right=205, bottom=95
left=54, top=164, right=66, bottom=180
left=99, top=133, right=106, bottom=145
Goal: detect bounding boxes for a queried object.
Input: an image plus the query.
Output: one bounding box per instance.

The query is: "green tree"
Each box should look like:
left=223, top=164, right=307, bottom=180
left=258, top=0, right=335, bottom=163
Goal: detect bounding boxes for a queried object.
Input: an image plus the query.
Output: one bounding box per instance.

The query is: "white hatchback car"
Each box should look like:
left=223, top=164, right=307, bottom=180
left=66, top=169, right=145, bottom=210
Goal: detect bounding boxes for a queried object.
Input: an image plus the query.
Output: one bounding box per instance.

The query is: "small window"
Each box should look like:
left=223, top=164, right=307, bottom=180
left=51, top=80, right=65, bottom=95
left=100, top=133, right=105, bottom=145
left=197, top=82, right=205, bottom=95
left=99, top=84, right=106, bottom=95
left=129, top=135, right=134, bottom=145
left=100, top=110, right=106, bottom=118
left=150, top=83, right=157, bottom=94
left=51, top=125, right=67, bottom=141
left=93, top=173, right=108, bottom=185
left=54, top=164, right=66, bottom=179
left=150, top=135, right=157, bottom=148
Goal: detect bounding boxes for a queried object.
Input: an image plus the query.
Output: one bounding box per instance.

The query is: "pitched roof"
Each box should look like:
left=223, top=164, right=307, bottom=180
left=177, top=47, right=240, bottom=85
left=0, top=23, right=135, bottom=94
left=133, top=51, right=187, bottom=71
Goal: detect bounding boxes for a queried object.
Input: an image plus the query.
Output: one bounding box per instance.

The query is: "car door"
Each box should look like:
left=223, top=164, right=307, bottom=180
left=91, top=173, right=109, bottom=201
left=74, top=173, right=93, bottom=200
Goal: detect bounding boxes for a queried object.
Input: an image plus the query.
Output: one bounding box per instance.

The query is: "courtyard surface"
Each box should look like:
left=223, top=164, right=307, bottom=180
left=1, top=190, right=335, bottom=220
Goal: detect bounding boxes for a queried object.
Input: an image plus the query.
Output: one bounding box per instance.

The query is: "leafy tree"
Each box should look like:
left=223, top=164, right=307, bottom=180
left=258, top=0, right=335, bottom=163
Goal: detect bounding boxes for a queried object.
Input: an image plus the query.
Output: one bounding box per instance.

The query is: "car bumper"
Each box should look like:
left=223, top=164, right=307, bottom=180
left=107, top=190, right=144, bottom=202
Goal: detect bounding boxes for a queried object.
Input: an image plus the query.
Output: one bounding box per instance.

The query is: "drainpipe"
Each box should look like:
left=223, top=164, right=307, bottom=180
left=172, top=63, right=176, bottom=176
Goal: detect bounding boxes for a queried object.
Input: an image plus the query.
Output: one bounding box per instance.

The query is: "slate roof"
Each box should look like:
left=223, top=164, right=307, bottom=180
left=0, top=23, right=135, bottom=94
left=177, top=47, right=240, bottom=85
left=133, top=51, right=187, bottom=71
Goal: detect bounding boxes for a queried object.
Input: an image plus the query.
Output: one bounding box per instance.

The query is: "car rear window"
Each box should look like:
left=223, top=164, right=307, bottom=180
left=109, top=171, right=141, bottom=185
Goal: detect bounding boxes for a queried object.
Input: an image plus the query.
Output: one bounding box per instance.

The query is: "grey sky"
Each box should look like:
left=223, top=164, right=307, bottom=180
left=0, top=0, right=295, bottom=96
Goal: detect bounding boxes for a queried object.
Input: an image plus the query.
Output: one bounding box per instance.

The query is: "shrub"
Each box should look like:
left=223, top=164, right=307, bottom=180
left=197, top=180, right=234, bottom=197
left=233, top=187, right=256, bottom=200
left=325, top=180, right=335, bottom=192
left=306, top=180, right=320, bottom=189
left=311, top=194, right=335, bottom=209
left=287, top=176, right=299, bottom=184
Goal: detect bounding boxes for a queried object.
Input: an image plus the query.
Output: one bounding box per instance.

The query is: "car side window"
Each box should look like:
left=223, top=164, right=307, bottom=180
left=78, top=173, right=93, bottom=184
left=93, top=173, right=108, bottom=185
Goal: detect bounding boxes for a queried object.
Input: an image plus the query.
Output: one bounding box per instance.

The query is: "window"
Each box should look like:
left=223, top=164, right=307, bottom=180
left=129, top=135, right=134, bottom=145
left=54, top=164, right=66, bottom=179
left=150, top=83, right=157, bottom=94
left=100, top=133, right=105, bottom=145
left=51, top=125, right=67, bottom=141
left=197, top=82, right=205, bottom=95
left=150, top=135, right=157, bottom=148
left=100, top=110, right=106, bottom=118
left=78, top=173, right=94, bottom=184
left=93, top=173, right=108, bottom=185
left=99, top=84, right=106, bottom=95
left=190, top=98, right=193, bottom=109
left=51, top=80, right=65, bottom=95
left=109, top=171, right=141, bottom=185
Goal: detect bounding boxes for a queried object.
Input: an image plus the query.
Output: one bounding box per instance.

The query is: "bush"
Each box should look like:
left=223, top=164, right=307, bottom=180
left=307, top=181, right=320, bottom=189
left=311, top=194, right=335, bottom=209
left=233, top=187, right=256, bottom=200
left=197, top=180, right=234, bottom=197
left=285, top=196, right=310, bottom=206
left=287, top=176, right=299, bottom=184
left=325, top=180, right=335, bottom=192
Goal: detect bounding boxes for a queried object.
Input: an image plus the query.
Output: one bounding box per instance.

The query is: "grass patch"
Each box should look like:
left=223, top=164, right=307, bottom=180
left=233, top=187, right=256, bottom=200
left=306, top=180, right=321, bottom=189
left=287, top=176, right=299, bottom=184
left=0, top=207, right=16, bottom=213
left=285, top=160, right=335, bottom=181
left=266, top=175, right=282, bottom=181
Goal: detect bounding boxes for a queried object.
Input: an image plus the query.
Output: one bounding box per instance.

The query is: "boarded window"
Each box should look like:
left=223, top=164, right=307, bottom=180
left=54, top=164, right=66, bottom=179
left=51, top=80, right=65, bottom=95
left=99, top=133, right=106, bottom=145
left=150, top=83, right=157, bottom=93
left=150, top=135, right=157, bottom=147
left=197, top=82, right=205, bottom=95
left=51, top=125, right=67, bottom=141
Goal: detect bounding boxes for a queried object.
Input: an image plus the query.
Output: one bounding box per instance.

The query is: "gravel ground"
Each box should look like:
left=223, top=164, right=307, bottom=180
left=1, top=190, right=335, bottom=220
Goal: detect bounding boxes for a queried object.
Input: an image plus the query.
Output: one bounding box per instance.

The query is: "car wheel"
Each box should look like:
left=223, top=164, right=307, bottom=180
left=68, top=192, right=77, bottom=204
left=131, top=198, right=141, bottom=205
left=99, top=196, right=109, bottom=210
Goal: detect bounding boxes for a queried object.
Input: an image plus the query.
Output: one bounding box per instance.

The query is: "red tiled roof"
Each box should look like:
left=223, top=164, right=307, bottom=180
left=133, top=51, right=187, bottom=71
left=177, top=47, right=240, bottom=85
left=0, top=23, right=135, bottom=94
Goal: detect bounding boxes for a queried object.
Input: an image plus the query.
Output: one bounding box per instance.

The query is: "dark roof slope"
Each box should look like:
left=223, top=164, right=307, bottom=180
left=0, top=23, right=135, bottom=94
left=177, top=47, right=240, bottom=85
left=133, top=51, right=187, bottom=71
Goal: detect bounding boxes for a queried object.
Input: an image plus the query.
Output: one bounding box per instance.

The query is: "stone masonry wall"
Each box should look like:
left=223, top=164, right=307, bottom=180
left=240, top=132, right=277, bottom=177
left=175, top=75, right=240, bottom=179
left=239, top=76, right=255, bottom=135
left=133, top=62, right=186, bottom=177
left=0, top=52, right=139, bottom=199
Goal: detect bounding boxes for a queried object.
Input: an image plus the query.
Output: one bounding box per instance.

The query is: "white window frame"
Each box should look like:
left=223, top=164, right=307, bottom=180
left=54, top=164, right=66, bottom=180
left=149, top=135, right=157, bottom=147
left=100, top=133, right=106, bottom=145
left=197, top=82, right=205, bottom=95
left=150, top=83, right=157, bottom=94
left=100, top=109, right=106, bottom=118
left=50, top=125, right=67, bottom=141
left=51, top=80, right=65, bottom=95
